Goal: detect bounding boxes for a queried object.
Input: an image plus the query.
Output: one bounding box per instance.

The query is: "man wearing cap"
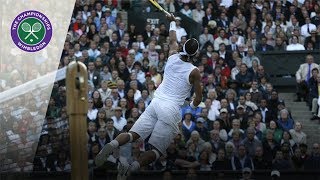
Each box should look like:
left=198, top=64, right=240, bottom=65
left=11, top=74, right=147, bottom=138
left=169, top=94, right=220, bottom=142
left=174, top=17, right=187, bottom=43
left=271, top=170, right=280, bottom=179
left=240, top=167, right=254, bottom=180
left=237, top=107, right=250, bottom=129
left=95, top=13, right=202, bottom=178
left=111, top=107, right=127, bottom=131
left=195, top=117, right=209, bottom=141
left=104, top=8, right=115, bottom=29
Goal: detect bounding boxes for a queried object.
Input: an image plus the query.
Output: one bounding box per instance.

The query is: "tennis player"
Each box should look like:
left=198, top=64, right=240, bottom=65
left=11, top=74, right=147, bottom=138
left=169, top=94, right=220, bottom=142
left=95, top=13, right=202, bottom=178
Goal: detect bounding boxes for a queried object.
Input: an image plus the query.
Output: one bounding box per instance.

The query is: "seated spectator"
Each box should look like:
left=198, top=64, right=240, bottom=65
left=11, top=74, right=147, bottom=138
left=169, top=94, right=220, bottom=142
left=198, top=150, right=212, bottom=171
left=289, top=122, right=307, bottom=146
left=272, top=150, right=292, bottom=170
left=234, top=104, right=250, bottom=129
left=186, top=131, right=205, bottom=157
left=195, top=117, right=209, bottom=141
left=54, top=151, right=71, bottom=172
left=104, top=98, right=115, bottom=119
left=263, top=129, right=281, bottom=161
left=174, top=147, right=200, bottom=170
left=105, top=118, right=120, bottom=144
left=304, top=143, right=320, bottom=170
left=291, top=148, right=304, bottom=170
left=286, top=35, right=306, bottom=51
left=264, top=120, right=283, bottom=144
left=228, top=119, right=245, bottom=139
left=212, top=148, right=232, bottom=170
left=305, top=30, right=320, bottom=49
left=235, top=63, right=254, bottom=95
left=87, top=98, right=98, bottom=121
left=240, top=167, right=254, bottom=180
left=242, top=127, right=262, bottom=157
left=95, top=109, right=107, bottom=129
left=231, top=144, right=254, bottom=170
left=209, top=129, right=225, bottom=154
left=111, top=107, right=127, bottom=131
left=281, top=131, right=297, bottom=150
left=242, top=47, right=260, bottom=69
left=87, top=121, right=98, bottom=145
left=212, top=120, right=228, bottom=142
left=182, top=109, right=196, bottom=141
left=277, top=109, right=294, bottom=131
left=253, top=146, right=272, bottom=170
left=244, top=92, right=258, bottom=111
left=310, top=73, right=320, bottom=120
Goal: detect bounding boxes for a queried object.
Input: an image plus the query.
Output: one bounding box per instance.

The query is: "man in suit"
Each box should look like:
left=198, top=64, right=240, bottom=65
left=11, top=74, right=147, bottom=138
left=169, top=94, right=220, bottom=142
left=295, top=54, right=319, bottom=101
left=88, top=61, right=101, bottom=88
left=258, top=99, right=275, bottom=125
left=256, top=36, right=274, bottom=52
left=115, top=22, right=127, bottom=40
left=216, top=12, right=230, bottom=30
left=202, top=8, right=215, bottom=27
left=142, top=23, right=153, bottom=44
left=218, top=43, right=234, bottom=68
left=226, top=35, right=239, bottom=52
left=109, top=32, right=120, bottom=53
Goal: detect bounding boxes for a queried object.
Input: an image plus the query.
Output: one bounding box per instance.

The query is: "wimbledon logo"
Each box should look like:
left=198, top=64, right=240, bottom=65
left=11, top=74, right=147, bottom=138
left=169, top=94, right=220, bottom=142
left=11, top=10, right=52, bottom=52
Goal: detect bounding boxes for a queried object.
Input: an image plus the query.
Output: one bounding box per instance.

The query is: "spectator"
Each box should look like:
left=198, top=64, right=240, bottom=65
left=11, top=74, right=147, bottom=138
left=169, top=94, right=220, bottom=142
left=242, top=127, right=262, bottom=157
left=174, top=17, right=187, bottom=43
left=214, top=29, right=229, bottom=51
left=242, top=47, right=260, bottom=69
left=111, top=107, right=127, bottom=131
left=231, top=144, right=254, bottom=170
left=286, top=35, right=306, bottom=50
left=199, top=27, right=214, bottom=50
left=289, top=122, right=307, bottom=146
left=236, top=63, right=254, bottom=95
left=192, top=2, right=205, bottom=24
left=295, top=54, right=319, bottom=101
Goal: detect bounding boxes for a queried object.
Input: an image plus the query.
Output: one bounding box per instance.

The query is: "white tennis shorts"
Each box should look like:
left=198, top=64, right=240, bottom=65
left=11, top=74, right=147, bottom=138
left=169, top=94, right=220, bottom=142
left=129, top=98, right=181, bottom=155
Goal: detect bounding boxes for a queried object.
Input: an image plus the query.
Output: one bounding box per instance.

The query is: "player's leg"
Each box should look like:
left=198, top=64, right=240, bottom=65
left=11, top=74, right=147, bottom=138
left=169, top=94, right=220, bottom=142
left=95, top=101, right=158, bottom=167
left=126, top=118, right=179, bottom=173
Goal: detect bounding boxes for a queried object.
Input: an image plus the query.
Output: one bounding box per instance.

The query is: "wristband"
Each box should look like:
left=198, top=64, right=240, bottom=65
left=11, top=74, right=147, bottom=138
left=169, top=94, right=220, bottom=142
left=169, top=21, right=176, bottom=32
left=190, top=101, right=197, bottom=109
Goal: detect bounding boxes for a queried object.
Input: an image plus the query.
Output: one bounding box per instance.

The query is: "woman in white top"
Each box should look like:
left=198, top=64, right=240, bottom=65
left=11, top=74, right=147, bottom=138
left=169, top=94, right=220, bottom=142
left=289, top=122, right=307, bottom=146
left=87, top=98, right=98, bottom=121
left=244, top=92, right=258, bottom=111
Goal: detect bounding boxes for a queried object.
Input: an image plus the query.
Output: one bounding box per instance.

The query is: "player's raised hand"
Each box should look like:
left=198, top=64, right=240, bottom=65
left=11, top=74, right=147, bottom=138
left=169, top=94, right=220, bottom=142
left=166, top=13, right=176, bottom=22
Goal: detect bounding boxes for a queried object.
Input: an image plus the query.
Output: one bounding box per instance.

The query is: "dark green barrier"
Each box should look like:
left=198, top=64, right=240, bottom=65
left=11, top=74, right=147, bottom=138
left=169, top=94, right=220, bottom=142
left=257, top=50, right=320, bottom=86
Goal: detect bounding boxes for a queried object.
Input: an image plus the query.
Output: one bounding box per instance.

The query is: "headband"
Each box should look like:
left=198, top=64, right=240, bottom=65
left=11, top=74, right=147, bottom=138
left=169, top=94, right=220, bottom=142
left=179, top=38, right=199, bottom=57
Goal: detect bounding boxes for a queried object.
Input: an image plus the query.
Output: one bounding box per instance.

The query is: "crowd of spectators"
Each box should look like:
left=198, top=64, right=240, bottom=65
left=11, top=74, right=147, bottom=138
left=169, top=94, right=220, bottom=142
left=1, top=0, right=320, bottom=178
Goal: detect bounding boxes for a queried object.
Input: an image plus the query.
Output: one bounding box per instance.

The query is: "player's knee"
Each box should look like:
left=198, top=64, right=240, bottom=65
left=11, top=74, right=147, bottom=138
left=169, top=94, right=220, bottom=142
left=152, top=149, right=161, bottom=160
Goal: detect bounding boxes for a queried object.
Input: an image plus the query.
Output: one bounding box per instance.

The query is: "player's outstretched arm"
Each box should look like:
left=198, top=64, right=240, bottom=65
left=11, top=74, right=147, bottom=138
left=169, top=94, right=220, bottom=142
left=190, top=68, right=202, bottom=108
left=166, top=13, right=179, bottom=55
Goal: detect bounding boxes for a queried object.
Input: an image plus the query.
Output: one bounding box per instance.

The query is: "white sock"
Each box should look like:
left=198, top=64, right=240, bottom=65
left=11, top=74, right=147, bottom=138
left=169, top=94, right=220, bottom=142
left=109, top=140, right=119, bottom=148
left=129, top=161, right=140, bottom=172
